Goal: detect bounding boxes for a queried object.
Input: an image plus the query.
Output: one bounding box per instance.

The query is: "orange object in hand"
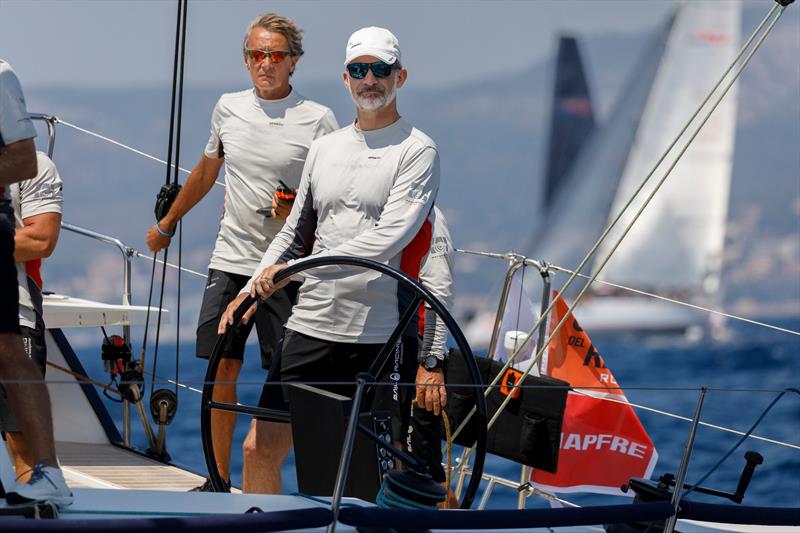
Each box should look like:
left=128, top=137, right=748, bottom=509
left=276, top=179, right=296, bottom=203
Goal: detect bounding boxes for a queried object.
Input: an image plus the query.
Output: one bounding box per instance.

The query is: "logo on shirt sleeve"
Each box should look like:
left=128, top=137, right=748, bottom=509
left=406, top=185, right=429, bottom=204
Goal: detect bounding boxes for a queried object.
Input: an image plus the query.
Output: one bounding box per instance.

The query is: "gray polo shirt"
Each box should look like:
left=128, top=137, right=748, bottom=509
left=205, top=88, right=338, bottom=276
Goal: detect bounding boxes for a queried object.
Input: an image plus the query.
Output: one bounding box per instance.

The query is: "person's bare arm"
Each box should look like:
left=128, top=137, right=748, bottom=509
left=0, top=138, right=37, bottom=186
left=145, top=154, right=224, bottom=252
left=14, top=212, right=62, bottom=262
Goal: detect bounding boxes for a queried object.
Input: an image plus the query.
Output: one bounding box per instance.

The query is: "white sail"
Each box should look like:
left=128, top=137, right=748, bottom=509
left=593, top=1, right=740, bottom=295
left=526, top=15, right=674, bottom=277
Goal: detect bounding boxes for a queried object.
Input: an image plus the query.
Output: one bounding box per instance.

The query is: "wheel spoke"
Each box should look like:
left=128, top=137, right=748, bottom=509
left=208, top=400, right=290, bottom=423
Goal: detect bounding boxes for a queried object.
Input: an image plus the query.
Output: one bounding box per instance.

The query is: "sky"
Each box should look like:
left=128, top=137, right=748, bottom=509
left=0, top=0, right=679, bottom=90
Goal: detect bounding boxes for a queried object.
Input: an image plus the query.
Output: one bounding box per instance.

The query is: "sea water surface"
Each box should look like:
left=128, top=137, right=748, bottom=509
left=72, top=317, right=799, bottom=509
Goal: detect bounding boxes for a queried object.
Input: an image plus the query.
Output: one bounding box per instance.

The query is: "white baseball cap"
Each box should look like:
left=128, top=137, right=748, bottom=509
left=344, top=27, right=401, bottom=66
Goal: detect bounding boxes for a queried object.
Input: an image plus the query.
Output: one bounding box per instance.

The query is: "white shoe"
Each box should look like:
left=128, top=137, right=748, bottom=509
left=6, top=464, right=73, bottom=507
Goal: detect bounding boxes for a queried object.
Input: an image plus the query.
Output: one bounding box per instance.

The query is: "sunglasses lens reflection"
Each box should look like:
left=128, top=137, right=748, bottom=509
left=251, top=50, right=265, bottom=63
left=371, top=63, right=392, bottom=77
left=247, top=50, right=290, bottom=64
left=267, top=51, right=289, bottom=63
left=347, top=63, right=368, bottom=79
left=347, top=62, right=393, bottom=79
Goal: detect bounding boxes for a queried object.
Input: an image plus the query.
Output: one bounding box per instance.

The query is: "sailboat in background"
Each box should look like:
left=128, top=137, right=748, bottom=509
left=467, top=1, right=741, bottom=347
left=526, top=2, right=741, bottom=332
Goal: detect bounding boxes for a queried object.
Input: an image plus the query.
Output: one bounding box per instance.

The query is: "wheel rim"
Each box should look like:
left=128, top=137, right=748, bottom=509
left=200, top=255, right=488, bottom=509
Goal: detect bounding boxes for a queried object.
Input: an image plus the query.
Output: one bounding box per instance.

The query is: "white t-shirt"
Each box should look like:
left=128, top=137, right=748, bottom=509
left=246, top=118, right=440, bottom=344
left=0, top=60, right=37, bottom=234
left=204, top=88, right=339, bottom=276
left=12, top=152, right=63, bottom=328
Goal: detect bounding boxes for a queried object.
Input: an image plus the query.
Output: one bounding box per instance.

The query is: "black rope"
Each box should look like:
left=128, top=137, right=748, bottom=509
left=139, top=256, right=158, bottom=370
left=145, top=0, right=188, bottom=401
left=150, top=246, right=170, bottom=397
left=175, top=220, right=182, bottom=397
left=172, top=0, right=189, bottom=401
left=163, top=0, right=183, bottom=189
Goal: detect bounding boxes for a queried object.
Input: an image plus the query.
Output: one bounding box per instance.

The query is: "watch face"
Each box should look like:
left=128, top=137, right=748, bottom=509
left=425, top=355, right=439, bottom=370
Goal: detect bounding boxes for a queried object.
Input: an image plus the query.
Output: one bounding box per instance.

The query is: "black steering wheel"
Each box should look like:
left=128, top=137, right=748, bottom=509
left=200, top=256, right=487, bottom=509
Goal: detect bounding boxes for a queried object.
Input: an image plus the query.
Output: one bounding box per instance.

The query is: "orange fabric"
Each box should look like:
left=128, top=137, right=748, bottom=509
left=400, top=217, right=432, bottom=280
left=546, top=292, right=624, bottom=398
left=25, top=258, right=43, bottom=288
left=532, top=291, right=657, bottom=495
left=399, top=213, right=433, bottom=336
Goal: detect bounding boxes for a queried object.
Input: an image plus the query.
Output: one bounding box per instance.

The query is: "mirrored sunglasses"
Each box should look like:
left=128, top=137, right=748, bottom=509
left=245, top=49, right=292, bottom=64
left=346, top=61, right=395, bottom=79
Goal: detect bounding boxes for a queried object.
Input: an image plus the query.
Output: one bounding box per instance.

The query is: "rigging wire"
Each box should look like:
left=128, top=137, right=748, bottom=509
left=16, top=360, right=800, bottom=452
left=570, top=389, right=800, bottom=451
left=449, top=2, right=788, bottom=474
left=456, top=249, right=800, bottom=337
left=548, top=264, right=800, bottom=337
left=680, top=388, right=800, bottom=499
left=54, top=118, right=224, bottom=188
left=131, top=249, right=207, bottom=279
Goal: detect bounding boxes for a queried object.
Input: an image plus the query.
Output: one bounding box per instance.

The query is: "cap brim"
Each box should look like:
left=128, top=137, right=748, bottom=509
left=344, top=48, right=398, bottom=66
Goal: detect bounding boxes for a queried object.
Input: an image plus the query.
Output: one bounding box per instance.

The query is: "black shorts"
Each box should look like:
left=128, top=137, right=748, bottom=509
left=0, top=230, right=20, bottom=335
left=0, top=322, right=48, bottom=432
left=255, top=328, right=288, bottom=414
left=195, top=269, right=298, bottom=369
left=265, top=329, right=418, bottom=442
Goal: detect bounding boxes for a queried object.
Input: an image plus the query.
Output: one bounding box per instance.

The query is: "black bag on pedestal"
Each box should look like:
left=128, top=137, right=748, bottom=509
left=446, top=350, right=569, bottom=473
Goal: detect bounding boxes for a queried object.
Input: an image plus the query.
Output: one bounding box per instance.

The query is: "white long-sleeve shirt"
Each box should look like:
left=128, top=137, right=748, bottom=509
left=245, top=118, right=440, bottom=343
left=418, top=206, right=454, bottom=361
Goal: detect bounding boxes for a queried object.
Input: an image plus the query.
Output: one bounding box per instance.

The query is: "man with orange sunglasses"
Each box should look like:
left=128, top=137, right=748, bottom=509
left=145, top=13, right=338, bottom=493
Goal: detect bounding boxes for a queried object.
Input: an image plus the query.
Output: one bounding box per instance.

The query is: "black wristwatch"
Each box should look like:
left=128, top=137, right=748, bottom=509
left=422, top=355, right=443, bottom=370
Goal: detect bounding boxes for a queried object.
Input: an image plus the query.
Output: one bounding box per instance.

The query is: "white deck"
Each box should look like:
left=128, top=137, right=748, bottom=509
left=57, top=441, right=207, bottom=491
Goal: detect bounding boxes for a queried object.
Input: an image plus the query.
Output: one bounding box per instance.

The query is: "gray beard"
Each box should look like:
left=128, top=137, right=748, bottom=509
left=351, top=84, right=397, bottom=112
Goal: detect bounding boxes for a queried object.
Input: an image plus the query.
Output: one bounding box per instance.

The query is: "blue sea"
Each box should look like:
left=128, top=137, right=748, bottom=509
left=72, top=317, right=799, bottom=509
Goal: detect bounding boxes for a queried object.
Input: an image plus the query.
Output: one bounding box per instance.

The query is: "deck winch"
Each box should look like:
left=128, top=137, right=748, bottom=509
left=100, top=334, right=143, bottom=405
left=605, top=451, right=765, bottom=532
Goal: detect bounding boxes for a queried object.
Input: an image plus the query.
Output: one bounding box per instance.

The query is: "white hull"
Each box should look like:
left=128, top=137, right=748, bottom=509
left=571, top=295, right=701, bottom=334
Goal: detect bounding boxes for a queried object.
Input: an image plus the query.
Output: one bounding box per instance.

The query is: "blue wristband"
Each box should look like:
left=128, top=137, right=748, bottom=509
left=156, top=223, right=175, bottom=238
